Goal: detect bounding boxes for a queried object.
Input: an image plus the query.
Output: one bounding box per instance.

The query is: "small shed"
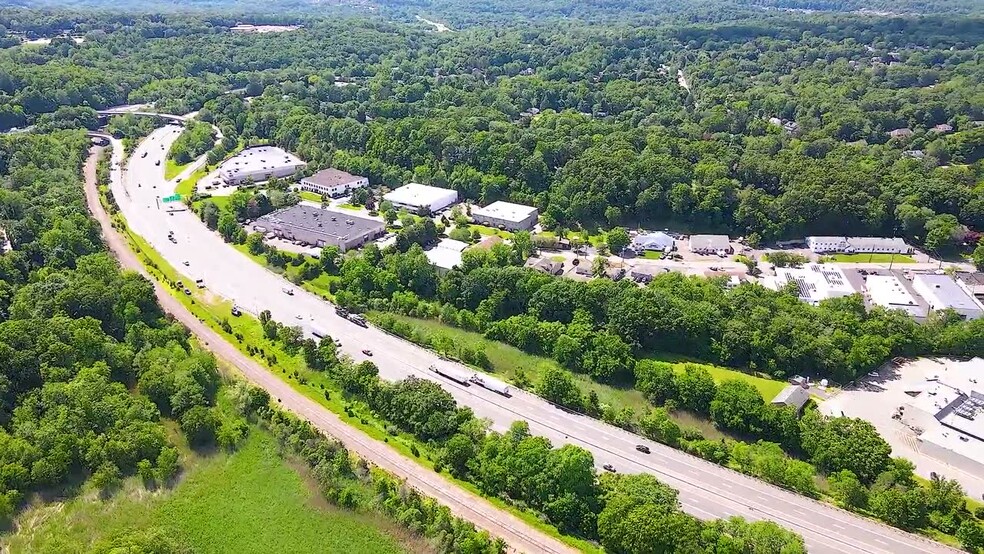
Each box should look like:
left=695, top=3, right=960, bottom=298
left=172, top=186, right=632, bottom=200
left=772, top=385, right=811, bottom=413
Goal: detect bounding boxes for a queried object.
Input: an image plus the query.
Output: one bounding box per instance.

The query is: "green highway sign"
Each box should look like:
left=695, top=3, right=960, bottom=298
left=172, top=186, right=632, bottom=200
left=162, top=194, right=182, bottom=203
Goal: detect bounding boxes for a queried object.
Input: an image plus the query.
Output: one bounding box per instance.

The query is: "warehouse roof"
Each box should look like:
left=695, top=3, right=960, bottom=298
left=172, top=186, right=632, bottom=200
left=219, top=146, right=305, bottom=180
left=914, top=274, right=982, bottom=312
left=383, top=183, right=458, bottom=208
left=253, top=205, right=383, bottom=245
left=301, top=168, right=365, bottom=188
left=689, top=234, right=731, bottom=251
left=471, top=201, right=538, bottom=223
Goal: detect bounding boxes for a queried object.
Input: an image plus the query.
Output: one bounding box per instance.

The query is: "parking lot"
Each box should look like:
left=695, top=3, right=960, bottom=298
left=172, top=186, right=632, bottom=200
left=820, top=358, right=984, bottom=499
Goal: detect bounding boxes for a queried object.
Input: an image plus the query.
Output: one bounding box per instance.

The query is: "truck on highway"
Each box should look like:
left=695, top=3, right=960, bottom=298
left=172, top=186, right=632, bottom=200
left=335, top=306, right=349, bottom=318
left=430, top=364, right=473, bottom=386
left=311, top=325, right=329, bottom=339
left=469, top=374, right=511, bottom=396
left=348, top=313, right=367, bottom=327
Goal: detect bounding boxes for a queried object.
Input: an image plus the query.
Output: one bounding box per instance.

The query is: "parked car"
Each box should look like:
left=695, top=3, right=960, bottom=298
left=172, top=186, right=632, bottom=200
left=635, top=445, right=651, bottom=454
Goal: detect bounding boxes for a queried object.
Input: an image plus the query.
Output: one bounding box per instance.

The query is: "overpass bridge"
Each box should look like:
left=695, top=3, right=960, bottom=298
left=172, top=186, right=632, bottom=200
left=96, top=109, right=189, bottom=126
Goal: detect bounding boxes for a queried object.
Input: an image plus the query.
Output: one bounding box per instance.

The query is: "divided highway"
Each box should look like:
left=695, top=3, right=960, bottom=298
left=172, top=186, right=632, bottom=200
left=112, top=125, right=959, bottom=554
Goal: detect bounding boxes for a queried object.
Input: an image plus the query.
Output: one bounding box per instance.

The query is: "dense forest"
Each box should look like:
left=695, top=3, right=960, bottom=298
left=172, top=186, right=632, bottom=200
left=3, top=7, right=979, bottom=246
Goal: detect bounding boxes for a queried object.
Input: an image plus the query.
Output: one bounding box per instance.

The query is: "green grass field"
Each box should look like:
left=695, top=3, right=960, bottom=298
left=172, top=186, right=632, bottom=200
left=469, top=224, right=514, bottom=239
left=299, top=191, right=326, bottom=203
left=826, top=253, right=916, bottom=263
left=175, top=166, right=207, bottom=197
left=4, top=428, right=420, bottom=554
left=648, top=353, right=787, bottom=399
left=640, top=250, right=663, bottom=260
left=164, top=158, right=191, bottom=181
left=338, top=203, right=363, bottom=211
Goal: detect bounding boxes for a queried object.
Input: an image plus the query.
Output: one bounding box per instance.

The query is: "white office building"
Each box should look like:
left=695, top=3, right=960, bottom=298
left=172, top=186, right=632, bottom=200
left=865, top=274, right=928, bottom=319
left=912, top=274, right=984, bottom=320
left=383, top=183, right=458, bottom=214
left=298, top=168, right=368, bottom=198
left=470, top=201, right=539, bottom=231
left=763, top=263, right=858, bottom=305
left=219, top=146, right=306, bottom=186
left=806, top=236, right=912, bottom=254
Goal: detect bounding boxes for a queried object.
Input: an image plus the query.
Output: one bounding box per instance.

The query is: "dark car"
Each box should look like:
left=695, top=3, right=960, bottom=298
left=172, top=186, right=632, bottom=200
left=602, top=464, right=616, bottom=473
left=231, top=306, right=241, bottom=316
left=183, top=288, right=191, bottom=295
left=635, top=445, right=651, bottom=454
left=362, top=349, right=373, bottom=356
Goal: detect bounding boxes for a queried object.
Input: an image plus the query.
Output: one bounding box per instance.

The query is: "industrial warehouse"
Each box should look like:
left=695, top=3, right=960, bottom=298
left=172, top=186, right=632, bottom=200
left=251, top=205, right=385, bottom=252
left=219, top=146, right=307, bottom=186
left=470, top=201, right=539, bottom=231
left=383, top=183, right=458, bottom=213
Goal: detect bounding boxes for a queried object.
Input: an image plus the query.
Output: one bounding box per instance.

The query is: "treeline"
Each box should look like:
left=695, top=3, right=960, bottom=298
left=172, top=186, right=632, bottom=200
left=259, top=322, right=807, bottom=552
left=168, top=120, right=215, bottom=165
left=0, top=131, right=231, bottom=526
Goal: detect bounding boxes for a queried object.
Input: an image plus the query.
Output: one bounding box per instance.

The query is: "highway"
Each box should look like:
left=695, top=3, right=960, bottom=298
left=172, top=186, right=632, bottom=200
left=113, top=125, right=959, bottom=554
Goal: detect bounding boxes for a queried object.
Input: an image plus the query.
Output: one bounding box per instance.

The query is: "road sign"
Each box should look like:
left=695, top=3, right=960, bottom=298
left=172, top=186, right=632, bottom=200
left=162, top=194, right=182, bottom=203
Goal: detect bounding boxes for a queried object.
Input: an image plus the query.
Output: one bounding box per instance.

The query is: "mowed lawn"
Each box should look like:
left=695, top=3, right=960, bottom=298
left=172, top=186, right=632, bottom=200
left=5, top=429, right=418, bottom=554
left=828, top=253, right=916, bottom=263
left=649, top=353, right=787, bottom=400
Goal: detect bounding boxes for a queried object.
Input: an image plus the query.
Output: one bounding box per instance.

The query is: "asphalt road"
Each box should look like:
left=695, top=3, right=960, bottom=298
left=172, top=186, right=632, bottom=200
left=112, top=126, right=960, bottom=554
left=86, top=141, right=576, bottom=554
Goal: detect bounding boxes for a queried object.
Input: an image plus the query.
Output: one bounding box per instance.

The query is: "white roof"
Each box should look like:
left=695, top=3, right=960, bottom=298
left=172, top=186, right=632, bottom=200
left=383, top=183, right=457, bottom=209
left=632, top=232, right=675, bottom=250
left=424, top=238, right=468, bottom=270
left=764, top=263, right=858, bottom=304
left=866, top=274, right=927, bottom=317
left=920, top=426, right=984, bottom=465
left=471, top=201, right=537, bottom=223
left=219, top=146, right=305, bottom=178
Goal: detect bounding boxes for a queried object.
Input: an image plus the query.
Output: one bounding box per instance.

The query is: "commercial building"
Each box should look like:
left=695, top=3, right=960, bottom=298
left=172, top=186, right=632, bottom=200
left=806, top=236, right=912, bottom=255
left=383, top=183, right=458, bottom=214
left=956, top=272, right=984, bottom=300
left=688, top=235, right=732, bottom=255
left=470, top=201, right=539, bottom=231
left=425, top=238, right=468, bottom=274
left=901, top=358, right=984, bottom=478
left=251, top=205, right=384, bottom=252
left=763, top=263, right=858, bottom=305
left=219, top=146, right=306, bottom=186
left=298, top=168, right=368, bottom=198
left=630, top=232, right=676, bottom=253
left=865, top=274, right=928, bottom=319
left=912, top=274, right=984, bottom=320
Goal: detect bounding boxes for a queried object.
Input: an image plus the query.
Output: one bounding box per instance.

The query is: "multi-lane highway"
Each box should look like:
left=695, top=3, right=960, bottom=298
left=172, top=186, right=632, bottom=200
left=113, top=125, right=958, bottom=554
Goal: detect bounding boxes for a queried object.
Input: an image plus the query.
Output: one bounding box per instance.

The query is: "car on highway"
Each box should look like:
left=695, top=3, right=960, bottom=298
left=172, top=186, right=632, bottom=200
left=282, top=287, right=294, bottom=295
left=183, top=260, right=189, bottom=266
left=362, top=349, right=373, bottom=356
left=183, top=288, right=191, bottom=295
left=141, top=152, right=147, bottom=158
left=635, top=444, right=650, bottom=454
left=155, top=160, right=161, bottom=166
left=602, top=464, right=616, bottom=473
left=231, top=305, right=241, bottom=316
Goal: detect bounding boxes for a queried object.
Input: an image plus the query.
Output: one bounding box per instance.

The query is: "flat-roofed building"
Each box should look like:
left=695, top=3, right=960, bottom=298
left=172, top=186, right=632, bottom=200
left=383, top=183, right=458, bottom=214
left=425, top=238, right=468, bottom=274
left=806, top=236, right=911, bottom=254
left=956, top=272, right=984, bottom=300
left=912, top=274, right=984, bottom=320
left=219, top=146, right=306, bottom=186
left=688, top=234, right=732, bottom=255
left=299, top=168, right=368, bottom=198
left=764, top=263, right=858, bottom=305
left=470, top=201, right=538, bottom=231
left=251, top=205, right=384, bottom=252
left=865, top=274, right=928, bottom=319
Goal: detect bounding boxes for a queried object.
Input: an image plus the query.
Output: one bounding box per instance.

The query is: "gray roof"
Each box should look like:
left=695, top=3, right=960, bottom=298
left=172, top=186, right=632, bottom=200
left=253, top=204, right=383, bottom=245
left=690, top=234, right=731, bottom=251
left=301, top=168, right=365, bottom=188
left=772, top=385, right=810, bottom=409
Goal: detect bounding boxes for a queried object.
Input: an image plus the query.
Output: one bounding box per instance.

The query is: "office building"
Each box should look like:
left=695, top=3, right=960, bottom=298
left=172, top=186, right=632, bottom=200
left=251, top=205, right=384, bottom=252
left=219, top=146, right=306, bottom=186
left=470, top=201, right=539, bottom=231
left=298, top=168, right=368, bottom=198
left=763, top=263, right=858, bottom=305
left=383, top=183, right=458, bottom=214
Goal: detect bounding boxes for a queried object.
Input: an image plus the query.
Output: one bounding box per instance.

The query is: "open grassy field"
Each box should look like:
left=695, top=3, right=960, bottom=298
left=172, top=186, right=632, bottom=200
left=174, top=166, right=207, bottom=197
left=164, top=158, right=191, bottom=181
left=299, top=190, right=325, bottom=203
left=469, top=224, right=514, bottom=239
left=4, top=428, right=421, bottom=554
left=826, top=253, right=916, bottom=263
left=648, top=353, right=787, bottom=399
left=640, top=250, right=663, bottom=260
